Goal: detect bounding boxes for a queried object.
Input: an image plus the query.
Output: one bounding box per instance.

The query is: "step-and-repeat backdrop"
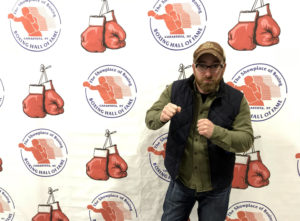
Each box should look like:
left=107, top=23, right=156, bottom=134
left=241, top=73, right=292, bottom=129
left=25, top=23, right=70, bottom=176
left=1, top=0, right=300, bottom=220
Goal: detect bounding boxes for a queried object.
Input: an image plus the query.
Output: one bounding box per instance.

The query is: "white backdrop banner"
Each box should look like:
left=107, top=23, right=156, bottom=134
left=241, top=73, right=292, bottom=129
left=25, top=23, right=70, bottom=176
left=1, top=0, right=300, bottom=220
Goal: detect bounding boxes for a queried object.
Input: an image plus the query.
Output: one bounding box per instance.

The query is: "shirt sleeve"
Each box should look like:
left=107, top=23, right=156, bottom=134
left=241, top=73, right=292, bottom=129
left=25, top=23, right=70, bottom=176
left=145, top=84, right=172, bottom=130
left=209, top=96, right=254, bottom=153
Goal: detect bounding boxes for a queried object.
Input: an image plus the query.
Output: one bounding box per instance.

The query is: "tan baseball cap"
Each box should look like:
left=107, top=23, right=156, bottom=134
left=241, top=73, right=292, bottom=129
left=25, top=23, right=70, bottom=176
left=193, top=41, right=226, bottom=64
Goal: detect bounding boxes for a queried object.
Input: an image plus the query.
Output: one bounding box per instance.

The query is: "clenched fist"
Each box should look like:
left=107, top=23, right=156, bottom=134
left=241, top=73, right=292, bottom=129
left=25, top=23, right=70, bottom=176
left=197, top=119, right=214, bottom=138
left=160, top=103, right=181, bottom=123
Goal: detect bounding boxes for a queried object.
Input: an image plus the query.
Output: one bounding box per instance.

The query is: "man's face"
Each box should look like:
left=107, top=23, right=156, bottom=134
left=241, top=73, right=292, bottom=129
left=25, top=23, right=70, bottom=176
left=192, top=53, right=226, bottom=94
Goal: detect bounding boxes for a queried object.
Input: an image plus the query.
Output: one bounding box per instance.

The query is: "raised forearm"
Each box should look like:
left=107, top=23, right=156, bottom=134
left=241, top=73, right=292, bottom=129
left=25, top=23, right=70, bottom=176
left=210, top=126, right=253, bottom=153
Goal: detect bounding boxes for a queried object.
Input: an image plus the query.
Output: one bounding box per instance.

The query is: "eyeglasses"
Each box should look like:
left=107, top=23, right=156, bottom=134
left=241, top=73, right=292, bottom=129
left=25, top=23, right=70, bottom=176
left=195, top=63, right=224, bottom=73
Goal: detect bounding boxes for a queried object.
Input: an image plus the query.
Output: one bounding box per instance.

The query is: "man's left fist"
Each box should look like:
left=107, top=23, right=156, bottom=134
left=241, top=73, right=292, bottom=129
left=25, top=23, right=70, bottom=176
left=197, top=119, right=214, bottom=138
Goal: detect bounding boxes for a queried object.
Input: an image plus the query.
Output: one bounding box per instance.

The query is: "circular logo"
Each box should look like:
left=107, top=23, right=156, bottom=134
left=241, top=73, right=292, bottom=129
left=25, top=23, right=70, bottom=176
left=88, top=191, right=138, bottom=221
left=0, top=78, right=4, bottom=108
left=19, top=128, right=67, bottom=177
left=148, top=0, right=207, bottom=50
left=9, top=0, right=61, bottom=52
left=0, top=188, right=15, bottom=221
left=227, top=201, right=277, bottom=221
left=84, top=65, right=137, bottom=118
left=148, top=133, right=170, bottom=182
left=228, top=63, right=287, bottom=122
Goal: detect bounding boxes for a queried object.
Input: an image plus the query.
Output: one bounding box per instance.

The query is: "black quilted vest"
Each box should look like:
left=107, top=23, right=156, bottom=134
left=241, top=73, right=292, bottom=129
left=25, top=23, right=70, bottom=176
left=165, top=75, right=243, bottom=190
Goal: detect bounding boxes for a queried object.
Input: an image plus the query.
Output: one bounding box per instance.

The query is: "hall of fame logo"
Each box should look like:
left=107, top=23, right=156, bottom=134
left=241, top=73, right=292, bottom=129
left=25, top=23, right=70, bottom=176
left=18, top=128, right=67, bottom=177
left=148, top=0, right=207, bottom=50
left=0, top=187, right=15, bottom=221
left=226, top=201, right=277, bottom=221
left=87, top=191, right=138, bottom=221
left=8, top=0, right=61, bottom=52
left=147, top=133, right=170, bottom=182
left=83, top=65, right=137, bottom=118
left=227, top=63, right=287, bottom=122
left=0, top=78, right=4, bottom=109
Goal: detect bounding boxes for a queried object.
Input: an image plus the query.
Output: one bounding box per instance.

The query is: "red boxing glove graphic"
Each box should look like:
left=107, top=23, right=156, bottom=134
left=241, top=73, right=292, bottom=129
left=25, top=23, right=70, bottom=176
left=232, top=155, right=250, bottom=189
left=86, top=148, right=109, bottom=180
left=81, top=16, right=106, bottom=52
left=32, top=204, right=52, bottom=221
left=247, top=151, right=270, bottom=187
left=50, top=202, right=69, bottom=221
left=0, top=158, right=2, bottom=172
left=107, top=145, right=128, bottom=178
left=228, top=11, right=258, bottom=50
left=23, top=85, right=46, bottom=118
left=44, top=80, right=64, bottom=115
left=103, top=10, right=126, bottom=49
left=255, top=4, right=280, bottom=46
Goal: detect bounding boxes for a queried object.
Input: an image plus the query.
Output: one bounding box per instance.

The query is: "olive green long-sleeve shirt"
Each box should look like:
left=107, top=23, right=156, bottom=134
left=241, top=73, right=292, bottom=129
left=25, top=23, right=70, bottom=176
left=145, top=81, right=254, bottom=192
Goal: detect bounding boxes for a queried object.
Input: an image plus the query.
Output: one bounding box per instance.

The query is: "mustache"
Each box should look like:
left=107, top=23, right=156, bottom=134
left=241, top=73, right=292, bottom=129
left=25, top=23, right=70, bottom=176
left=203, top=77, right=214, bottom=81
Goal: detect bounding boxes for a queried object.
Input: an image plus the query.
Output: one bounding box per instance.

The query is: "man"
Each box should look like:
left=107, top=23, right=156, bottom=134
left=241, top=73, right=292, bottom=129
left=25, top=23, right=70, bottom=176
left=145, top=41, right=254, bottom=221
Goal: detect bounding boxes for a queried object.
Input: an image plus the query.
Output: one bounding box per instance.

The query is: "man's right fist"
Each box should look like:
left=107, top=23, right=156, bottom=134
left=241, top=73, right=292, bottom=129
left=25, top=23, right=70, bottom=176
left=160, top=103, right=181, bottom=123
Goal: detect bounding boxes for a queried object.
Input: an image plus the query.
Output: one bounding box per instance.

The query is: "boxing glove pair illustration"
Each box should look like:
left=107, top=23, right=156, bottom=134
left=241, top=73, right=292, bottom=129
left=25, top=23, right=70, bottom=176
left=228, top=0, right=280, bottom=51
left=32, top=188, right=69, bottom=221
left=86, top=130, right=128, bottom=180
left=232, top=135, right=271, bottom=190
left=23, top=64, right=64, bottom=118
left=81, top=0, right=126, bottom=53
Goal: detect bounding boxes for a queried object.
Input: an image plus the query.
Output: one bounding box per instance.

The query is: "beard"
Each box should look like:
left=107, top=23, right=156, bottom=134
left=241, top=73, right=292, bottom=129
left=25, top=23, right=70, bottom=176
left=196, top=77, right=222, bottom=94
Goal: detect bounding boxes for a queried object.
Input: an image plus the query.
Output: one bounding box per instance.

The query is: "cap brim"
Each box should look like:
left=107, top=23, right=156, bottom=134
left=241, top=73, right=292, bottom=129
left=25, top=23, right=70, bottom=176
left=194, top=49, right=224, bottom=63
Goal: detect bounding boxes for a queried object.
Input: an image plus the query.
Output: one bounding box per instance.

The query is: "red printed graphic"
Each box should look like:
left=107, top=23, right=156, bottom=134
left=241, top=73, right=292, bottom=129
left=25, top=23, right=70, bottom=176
left=19, top=138, right=62, bottom=164
left=19, top=128, right=67, bottom=177
left=0, top=196, right=10, bottom=213
left=32, top=187, right=69, bottom=221
left=84, top=65, right=136, bottom=118
left=8, top=7, right=47, bottom=36
left=229, top=63, right=287, bottom=122
left=148, top=142, right=166, bottom=159
left=19, top=139, right=50, bottom=164
left=296, top=153, right=300, bottom=159
left=148, top=3, right=200, bottom=34
left=228, top=75, right=280, bottom=106
left=0, top=158, right=2, bottom=172
left=232, top=136, right=270, bottom=189
left=86, top=130, right=128, bottom=180
left=0, top=188, right=15, bottom=221
left=22, top=64, right=64, bottom=118
left=88, top=191, right=138, bottom=220
left=8, top=0, right=61, bottom=52
left=226, top=211, right=266, bottom=221
left=147, top=133, right=170, bottom=181
left=148, top=0, right=206, bottom=51
left=228, top=0, right=280, bottom=51
left=227, top=201, right=276, bottom=221
left=81, top=0, right=126, bottom=52
left=83, top=76, right=131, bottom=104
left=87, top=201, right=132, bottom=221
